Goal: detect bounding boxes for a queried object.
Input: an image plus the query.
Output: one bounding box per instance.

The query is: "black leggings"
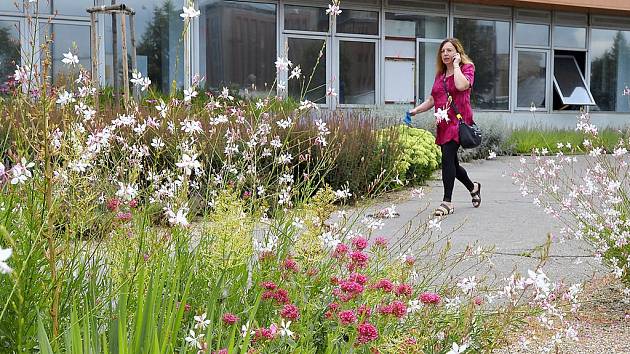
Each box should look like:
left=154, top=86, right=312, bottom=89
left=441, top=140, right=475, bottom=202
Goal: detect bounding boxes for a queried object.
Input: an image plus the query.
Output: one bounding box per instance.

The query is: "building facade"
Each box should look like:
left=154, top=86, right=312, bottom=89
left=2, top=0, right=630, bottom=126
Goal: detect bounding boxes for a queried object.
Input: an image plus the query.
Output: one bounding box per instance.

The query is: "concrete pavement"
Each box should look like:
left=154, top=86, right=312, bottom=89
left=341, top=156, right=604, bottom=284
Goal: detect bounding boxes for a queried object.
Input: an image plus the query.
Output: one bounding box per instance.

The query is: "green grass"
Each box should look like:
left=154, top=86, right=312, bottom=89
left=507, top=128, right=628, bottom=154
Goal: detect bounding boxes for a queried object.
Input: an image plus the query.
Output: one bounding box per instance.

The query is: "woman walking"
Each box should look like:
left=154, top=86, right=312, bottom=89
left=407, top=38, right=481, bottom=217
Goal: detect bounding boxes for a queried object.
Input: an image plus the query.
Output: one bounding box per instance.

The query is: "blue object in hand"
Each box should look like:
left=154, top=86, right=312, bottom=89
left=404, top=111, right=412, bottom=126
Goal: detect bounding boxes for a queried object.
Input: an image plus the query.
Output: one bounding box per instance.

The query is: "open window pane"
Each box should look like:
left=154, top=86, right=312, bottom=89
left=553, top=55, right=594, bottom=106
left=0, top=20, right=20, bottom=86
left=336, top=10, right=378, bottom=35
left=288, top=37, right=326, bottom=103
left=517, top=51, right=546, bottom=108
left=0, top=2, right=20, bottom=12
left=284, top=5, right=328, bottom=32
left=339, top=41, right=375, bottom=104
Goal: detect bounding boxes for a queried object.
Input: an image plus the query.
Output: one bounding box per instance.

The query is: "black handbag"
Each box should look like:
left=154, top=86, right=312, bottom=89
left=442, top=76, right=481, bottom=149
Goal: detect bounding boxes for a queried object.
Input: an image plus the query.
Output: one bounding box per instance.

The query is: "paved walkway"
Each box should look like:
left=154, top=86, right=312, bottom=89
left=343, top=156, right=604, bottom=284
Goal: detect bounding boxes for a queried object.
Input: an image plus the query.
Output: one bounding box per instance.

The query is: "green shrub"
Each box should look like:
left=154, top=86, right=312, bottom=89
left=387, top=125, right=441, bottom=184
left=507, top=127, right=627, bottom=154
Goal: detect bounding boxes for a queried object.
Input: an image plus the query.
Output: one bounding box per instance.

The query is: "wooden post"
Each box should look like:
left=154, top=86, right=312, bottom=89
left=129, top=13, right=138, bottom=102
left=120, top=13, right=130, bottom=107
left=90, top=12, right=99, bottom=110
left=111, top=1, right=119, bottom=109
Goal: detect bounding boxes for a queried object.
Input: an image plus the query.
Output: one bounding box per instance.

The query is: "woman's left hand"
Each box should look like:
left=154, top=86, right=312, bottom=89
left=453, top=53, right=461, bottom=66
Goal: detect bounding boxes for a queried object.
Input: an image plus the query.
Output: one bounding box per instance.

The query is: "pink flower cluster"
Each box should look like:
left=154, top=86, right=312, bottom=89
left=419, top=292, right=441, bottom=305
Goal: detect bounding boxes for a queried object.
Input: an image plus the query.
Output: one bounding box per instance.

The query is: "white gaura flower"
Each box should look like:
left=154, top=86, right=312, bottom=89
left=156, top=100, right=168, bottom=118
left=194, top=313, right=211, bottom=330
left=116, top=182, right=138, bottom=201
left=61, top=51, right=79, bottom=66
left=220, top=87, right=234, bottom=100
left=277, top=118, right=292, bottom=129
left=0, top=247, right=13, bottom=274
left=151, top=137, right=165, bottom=149
left=446, top=342, right=468, bottom=354
left=184, top=88, right=198, bottom=102
left=279, top=319, right=294, bottom=337
left=487, top=151, right=497, bottom=159
left=180, top=6, right=200, bottom=20
left=333, top=186, right=352, bottom=200
left=10, top=158, right=35, bottom=185
left=325, top=3, right=342, bottom=16
left=456, top=276, right=477, bottom=295
left=275, top=57, right=292, bottom=72
left=165, top=206, right=189, bottom=227
left=277, top=80, right=287, bottom=91
left=176, top=153, right=201, bottom=176
left=434, top=107, right=449, bottom=123
left=130, top=70, right=151, bottom=91
left=289, top=66, right=302, bottom=79
left=184, top=329, right=203, bottom=347
left=56, top=90, right=75, bottom=106
left=529, top=103, right=537, bottom=112
left=326, top=87, right=337, bottom=97
left=299, top=100, right=317, bottom=111
left=407, top=300, right=422, bottom=314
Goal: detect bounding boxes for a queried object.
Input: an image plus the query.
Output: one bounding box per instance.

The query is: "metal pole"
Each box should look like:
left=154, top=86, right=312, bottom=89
left=129, top=13, right=138, bottom=101
left=120, top=13, right=130, bottom=107
left=90, top=12, right=99, bottom=109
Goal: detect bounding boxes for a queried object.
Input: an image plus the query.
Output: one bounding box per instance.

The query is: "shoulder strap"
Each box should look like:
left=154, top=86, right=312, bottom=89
left=442, top=75, right=463, bottom=121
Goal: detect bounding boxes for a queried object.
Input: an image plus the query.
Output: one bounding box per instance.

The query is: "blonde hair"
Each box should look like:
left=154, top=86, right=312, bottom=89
left=435, top=38, right=474, bottom=75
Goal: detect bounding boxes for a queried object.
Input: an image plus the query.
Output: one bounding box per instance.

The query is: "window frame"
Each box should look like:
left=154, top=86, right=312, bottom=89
left=284, top=33, right=331, bottom=107
left=334, top=36, right=380, bottom=108
left=513, top=48, right=550, bottom=111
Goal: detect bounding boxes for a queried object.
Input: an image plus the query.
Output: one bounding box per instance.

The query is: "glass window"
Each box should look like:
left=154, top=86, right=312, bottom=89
left=0, top=20, right=20, bottom=89
left=418, top=42, right=439, bottom=102
left=200, top=1, right=276, bottom=95
left=385, top=13, right=446, bottom=39
left=39, top=0, right=94, bottom=16
left=515, top=23, right=549, bottom=47
left=339, top=41, right=375, bottom=104
left=285, top=5, right=328, bottom=32
left=288, top=37, right=326, bottom=103
left=517, top=51, right=546, bottom=108
left=590, top=29, right=630, bottom=112
left=105, top=0, right=185, bottom=93
left=553, top=55, right=594, bottom=106
left=0, top=1, right=21, bottom=12
left=41, top=23, right=91, bottom=86
left=337, top=10, right=378, bottom=35
left=553, top=26, right=586, bottom=48
left=454, top=18, right=511, bottom=110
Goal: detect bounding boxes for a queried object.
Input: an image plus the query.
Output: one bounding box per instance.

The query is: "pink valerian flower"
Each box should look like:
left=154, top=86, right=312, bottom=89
left=128, top=199, right=139, bottom=208
left=338, top=310, right=357, bottom=325
left=372, top=279, right=394, bottom=293
left=390, top=300, right=407, bottom=318
left=280, top=304, right=300, bottom=320
left=222, top=313, right=239, bottom=325
left=473, top=296, right=484, bottom=306
left=349, top=273, right=368, bottom=285
left=357, top=322, right=379, bottom=344
left=107, top=198, right=121, bottom=211
left=404, top=255, right=416, bottom=266
left=213, top=349, right=228, bottom=354
left=350, top=251, right=369, bottom=268
left=357, top=304, right=372, bottom=319
left=419, top=292, right=441, bottom=305
left=261, top=281, right=277, bottom=290
left=396, top=283, right=413, bottom=298
left=253, top=326, right=277, bottom=341
left=332, top=243, right=349, bottom=258
left=340, top=280, right=364, bottom=295
left=117, top=212, right=132, bottom=222
left=274, top=288, right=290, bottom=304
left=351, top=236, right=368, bottom=250
left=283, top=258, right=299, bottom=273
left=373, top=237, right=388, bottom=248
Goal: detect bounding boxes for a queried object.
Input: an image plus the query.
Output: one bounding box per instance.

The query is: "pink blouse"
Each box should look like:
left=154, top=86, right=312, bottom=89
left=430, top=63, right=475, bottom=145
